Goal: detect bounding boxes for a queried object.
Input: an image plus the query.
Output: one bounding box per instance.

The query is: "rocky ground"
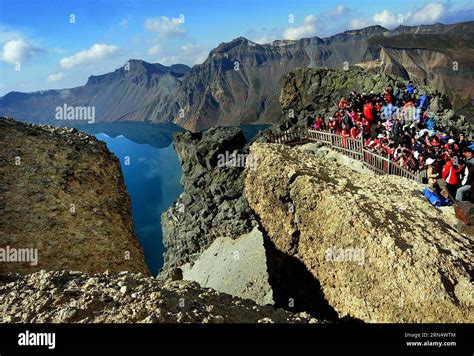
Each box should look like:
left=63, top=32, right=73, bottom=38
left=0, top=117, right=149, bottom=275
left=0, top=270, right=317, bottom=323
left=245, top=142, right=473, bottom=323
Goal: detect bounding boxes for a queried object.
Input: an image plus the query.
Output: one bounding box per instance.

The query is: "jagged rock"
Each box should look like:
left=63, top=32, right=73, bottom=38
left=0, top=117, right=149, bottom=275
left=0, top=271, right=318, bottom=323
left=245, top=142, right=473, bottom=323
left=160, top=127, right=257, bottom=278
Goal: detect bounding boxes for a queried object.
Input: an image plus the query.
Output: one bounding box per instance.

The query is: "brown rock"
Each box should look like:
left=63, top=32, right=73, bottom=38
left=245, top=143, right=473, bottom=323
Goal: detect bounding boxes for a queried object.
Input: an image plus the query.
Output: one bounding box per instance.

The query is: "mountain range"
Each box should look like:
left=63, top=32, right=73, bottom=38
left=1, top=21, right=473, bottom=131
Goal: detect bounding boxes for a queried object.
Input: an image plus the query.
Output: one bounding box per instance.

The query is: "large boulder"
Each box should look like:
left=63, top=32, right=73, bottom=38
left=181, top=226, right=274, bottom=306
left=245, top=142, right=473, bottom=323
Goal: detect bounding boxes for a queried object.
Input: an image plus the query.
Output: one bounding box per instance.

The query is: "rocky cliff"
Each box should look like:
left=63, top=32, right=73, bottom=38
left=160, top=128, right=257, bottom=277
left=245, top=142, right=473, bottom=323
left=0, top=270, right=317, bottom=323
left=0, top=117, right=149, bottom=275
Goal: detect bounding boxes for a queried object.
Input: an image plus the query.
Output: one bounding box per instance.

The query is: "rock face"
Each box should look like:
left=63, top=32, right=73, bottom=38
left=161, top=127, right=257, bottom=277
left=0, top=60, right=190, bottom=124
left=0, top=117, right=149, bottom=275
left=181, top=227, right=274, bottom=306
left=0, top=271, right=316, bottom=323
left=245, top=142, right=473, bottom=323
left=279, top=67, right=473, bottom=134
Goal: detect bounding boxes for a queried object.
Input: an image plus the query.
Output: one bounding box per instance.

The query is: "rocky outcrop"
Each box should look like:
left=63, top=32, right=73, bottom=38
left=245, top=142, right=473, bottom=323
left=0, top=117, right=149, bottom=275
left=161, top=127, right=257, bottom=277
left=0, top=271, right=316, bottom=323
left=279, top=67, right=473, bottom=134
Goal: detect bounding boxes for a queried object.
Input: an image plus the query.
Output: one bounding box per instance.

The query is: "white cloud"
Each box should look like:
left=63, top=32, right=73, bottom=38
left=60, top=44, right=119, bottom=69
left=47, top=72, right=64, bottom=82
left=283, top=15, right=317, bottom=40
left=406, top=3, right=445, bottom=24
left=1, top=39, right=45, bottom=64
left=350, top=2, right=447, bottom=29
left=147, top=44, right=162, bottom=56
left=373, top=10, right=399, bottom=28
left=144, top=16, right=185, bottom=37
left=159, top=44, right=208, bottom=66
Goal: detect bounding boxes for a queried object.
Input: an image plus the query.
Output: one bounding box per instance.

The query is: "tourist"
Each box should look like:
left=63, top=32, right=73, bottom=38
left=426, top=158, right=440, bottom=192
left=456, top=160, right=473, bottom=202
left=442, top=158, right=463, bottom=198
left=313, top=113, right=326, bottom=130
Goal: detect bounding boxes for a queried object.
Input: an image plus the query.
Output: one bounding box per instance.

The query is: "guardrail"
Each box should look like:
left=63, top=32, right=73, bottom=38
left=268, top=128, right=423, bottom=183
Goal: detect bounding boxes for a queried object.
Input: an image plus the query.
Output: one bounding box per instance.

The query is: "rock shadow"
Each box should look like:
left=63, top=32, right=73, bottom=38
left=262, top=236, right=340, bottom=321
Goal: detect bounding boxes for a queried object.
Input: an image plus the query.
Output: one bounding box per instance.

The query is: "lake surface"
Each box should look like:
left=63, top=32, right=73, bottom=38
left=78, top=122, right=269, bottom=276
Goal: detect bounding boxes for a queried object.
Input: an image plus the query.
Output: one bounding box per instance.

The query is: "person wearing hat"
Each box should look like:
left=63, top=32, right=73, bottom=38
left=444, top=138, right=459, bottom=152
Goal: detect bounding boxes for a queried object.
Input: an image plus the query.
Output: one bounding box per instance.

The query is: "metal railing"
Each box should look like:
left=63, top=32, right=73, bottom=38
left=268, top=128, right=423, bottom=183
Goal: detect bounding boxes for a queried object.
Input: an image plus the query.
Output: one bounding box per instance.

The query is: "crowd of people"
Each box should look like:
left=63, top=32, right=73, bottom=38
left=310, top=81, right=474, bottom=203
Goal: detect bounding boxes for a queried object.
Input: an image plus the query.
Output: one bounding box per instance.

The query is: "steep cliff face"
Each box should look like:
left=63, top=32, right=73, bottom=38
left=0, top=60, right=190, bottom=125
left=0, top=117, right=149, bottom=275
left=245, top=143, right=473, bottom=323
left=160, top=128, right=278, bottom=306
left=161, top=128, right=257, bottom=277
left=0, top=271, right=317, bottom=323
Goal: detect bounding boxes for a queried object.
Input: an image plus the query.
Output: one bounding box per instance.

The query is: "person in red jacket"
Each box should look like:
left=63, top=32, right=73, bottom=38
left=350, top=123, right=362, bottom=139
left=363, top=101, right=374, bottom=125
left=313, top=114, right=326, bottom=130
left=328, top=117, right=338, bottom=134
left=442, top=158, right=463, bottom=199
left=341, top=125, right=350, bottom=147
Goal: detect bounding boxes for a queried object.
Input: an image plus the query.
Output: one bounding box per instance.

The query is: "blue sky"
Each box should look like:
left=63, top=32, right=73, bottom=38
left=0, top=0, right=473, bottom=96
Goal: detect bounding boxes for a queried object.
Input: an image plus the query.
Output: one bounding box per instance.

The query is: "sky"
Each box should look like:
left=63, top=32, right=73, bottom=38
left=0, top=0, right=473, bottom=96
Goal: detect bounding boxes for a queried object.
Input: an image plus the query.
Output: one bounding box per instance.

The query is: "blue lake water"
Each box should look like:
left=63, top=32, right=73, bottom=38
left=78, top=122, right=268, bottom=276
left=96, top=133, right=183, bottom=275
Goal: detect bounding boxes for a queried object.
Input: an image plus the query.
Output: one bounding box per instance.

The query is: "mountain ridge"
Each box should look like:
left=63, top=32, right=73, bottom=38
left=1, top=21, right=473, bottom=130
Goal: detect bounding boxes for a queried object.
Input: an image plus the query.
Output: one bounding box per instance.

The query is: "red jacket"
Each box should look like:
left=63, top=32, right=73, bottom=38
left=363, top=103, right=374, bottom=122
left=350, top=126, right=361, bottom=138
left=442, top=161, right=462, bottom=185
